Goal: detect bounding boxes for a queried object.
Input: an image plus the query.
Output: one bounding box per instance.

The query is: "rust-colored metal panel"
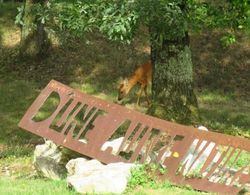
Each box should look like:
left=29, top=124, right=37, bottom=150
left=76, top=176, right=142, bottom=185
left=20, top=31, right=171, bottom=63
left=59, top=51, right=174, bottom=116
left=18, top=80, right=250, bottom=194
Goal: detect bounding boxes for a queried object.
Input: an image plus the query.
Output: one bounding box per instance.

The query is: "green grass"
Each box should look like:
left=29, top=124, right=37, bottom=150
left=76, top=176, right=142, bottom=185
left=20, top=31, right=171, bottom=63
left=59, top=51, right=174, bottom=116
left=129, top=187, right=209, bottom=195
left=0, top=2, right=249, bottom=195
left=124, top=164, right=211, bottom=195
left=0, top=178, right=78, bottom=195
left=0, top=178, right=208, bottom=195
left=0, top=79, right=40, bottom=145
left=199, top=90, right=250, bottom=138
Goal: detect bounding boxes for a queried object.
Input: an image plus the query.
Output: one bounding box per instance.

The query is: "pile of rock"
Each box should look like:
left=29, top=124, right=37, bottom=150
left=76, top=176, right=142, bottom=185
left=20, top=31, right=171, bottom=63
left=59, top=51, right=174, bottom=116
left=33, top=138, right=135, bottom=194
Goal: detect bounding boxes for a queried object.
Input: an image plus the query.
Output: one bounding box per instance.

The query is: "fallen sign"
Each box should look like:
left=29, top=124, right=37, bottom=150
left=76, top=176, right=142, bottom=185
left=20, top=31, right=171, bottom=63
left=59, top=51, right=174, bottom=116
left=19, top=80, right=250, bottom=194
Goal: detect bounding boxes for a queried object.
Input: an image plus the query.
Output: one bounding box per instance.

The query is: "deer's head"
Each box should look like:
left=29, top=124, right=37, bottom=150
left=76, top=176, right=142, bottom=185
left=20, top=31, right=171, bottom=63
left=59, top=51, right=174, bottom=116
left=117, top=78, right=129, bottom=101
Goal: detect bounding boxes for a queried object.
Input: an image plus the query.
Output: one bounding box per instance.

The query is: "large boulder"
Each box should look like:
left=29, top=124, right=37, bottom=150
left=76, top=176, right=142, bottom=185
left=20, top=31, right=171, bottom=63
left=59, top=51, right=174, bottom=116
left=66, top=159, right=135, bottom=194
left=33, top=140, right=66, bottom=180
left=66, top=158, right=103, bottom=176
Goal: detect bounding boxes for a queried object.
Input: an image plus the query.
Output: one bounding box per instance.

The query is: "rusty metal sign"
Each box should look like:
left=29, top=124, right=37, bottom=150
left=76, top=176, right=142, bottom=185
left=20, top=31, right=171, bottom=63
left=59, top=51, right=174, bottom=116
left=18, top=80, right=250, bottom=194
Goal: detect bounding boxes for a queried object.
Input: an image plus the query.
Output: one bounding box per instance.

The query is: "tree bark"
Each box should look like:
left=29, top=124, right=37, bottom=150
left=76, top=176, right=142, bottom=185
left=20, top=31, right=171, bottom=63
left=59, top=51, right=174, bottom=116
left=20, top=0, right=50, bottom=59
left=148, top=13, right=198, bottom=123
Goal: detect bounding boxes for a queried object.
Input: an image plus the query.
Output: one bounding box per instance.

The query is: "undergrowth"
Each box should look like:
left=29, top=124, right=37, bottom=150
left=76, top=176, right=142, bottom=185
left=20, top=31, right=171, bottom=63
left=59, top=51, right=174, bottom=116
left=126, top=164, right=209, bottom=195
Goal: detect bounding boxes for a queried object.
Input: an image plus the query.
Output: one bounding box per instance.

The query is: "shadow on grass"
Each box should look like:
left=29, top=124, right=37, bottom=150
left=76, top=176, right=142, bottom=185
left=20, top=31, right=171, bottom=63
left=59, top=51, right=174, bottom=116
left=0, top=80, right=41, bottom=145
left=198, top=91, right=250, bottom=138
left=191, top=31, right=250, bottom=98
left=9, top=32, right=149, bottom=90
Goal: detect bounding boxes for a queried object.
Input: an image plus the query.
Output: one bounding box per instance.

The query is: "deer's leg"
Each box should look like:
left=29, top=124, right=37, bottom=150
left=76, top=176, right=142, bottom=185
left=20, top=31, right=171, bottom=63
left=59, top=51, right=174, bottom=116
left=136, top=84, right=144, bottom=106
left=143, top=86, right=150, bottom=106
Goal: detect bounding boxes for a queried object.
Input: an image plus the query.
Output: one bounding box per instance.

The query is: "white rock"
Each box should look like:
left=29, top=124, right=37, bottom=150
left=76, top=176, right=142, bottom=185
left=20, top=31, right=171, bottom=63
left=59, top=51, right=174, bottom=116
left=66, top=158, right=135, bottom=194
left=66, top=159, right=104, bottom=176
left=33, top=140, right=66, bottom=180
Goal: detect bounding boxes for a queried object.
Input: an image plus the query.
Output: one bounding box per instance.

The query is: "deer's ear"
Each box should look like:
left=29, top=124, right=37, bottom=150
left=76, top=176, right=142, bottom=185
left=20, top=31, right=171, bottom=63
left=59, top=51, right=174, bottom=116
left=117, top=77, right=123, bottom=84
left=124, top=78, right=128, bottom=85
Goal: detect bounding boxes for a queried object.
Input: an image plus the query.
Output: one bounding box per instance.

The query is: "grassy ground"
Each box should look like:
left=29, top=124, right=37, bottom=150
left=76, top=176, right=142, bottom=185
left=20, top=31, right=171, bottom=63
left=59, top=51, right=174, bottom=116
left=129, top=188, right=209, bottom=195
left=0, top=2, right=249, bottom=194
left=0, top=178, right=210, bottom=195
left=0, top=178, right=78, bottom=195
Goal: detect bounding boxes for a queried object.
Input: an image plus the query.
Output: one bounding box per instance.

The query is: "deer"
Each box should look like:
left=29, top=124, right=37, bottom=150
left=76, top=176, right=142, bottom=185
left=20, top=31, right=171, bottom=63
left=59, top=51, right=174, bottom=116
left=117, top=62, right=152, bottom=106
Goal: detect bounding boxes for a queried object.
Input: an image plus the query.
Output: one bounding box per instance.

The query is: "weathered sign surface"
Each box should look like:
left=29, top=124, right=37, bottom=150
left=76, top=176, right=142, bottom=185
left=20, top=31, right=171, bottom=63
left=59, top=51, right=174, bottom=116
left=19, top=80, right=250, bottom=194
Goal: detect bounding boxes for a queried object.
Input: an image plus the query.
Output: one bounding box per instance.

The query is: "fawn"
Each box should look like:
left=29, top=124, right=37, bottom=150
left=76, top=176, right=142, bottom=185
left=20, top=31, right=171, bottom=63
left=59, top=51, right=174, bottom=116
left=117, top=62, right=152, bottom=106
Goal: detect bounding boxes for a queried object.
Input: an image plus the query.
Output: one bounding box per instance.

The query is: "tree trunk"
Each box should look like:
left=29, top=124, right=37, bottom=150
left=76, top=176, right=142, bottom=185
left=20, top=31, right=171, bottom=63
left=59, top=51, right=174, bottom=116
left=148, top=29, right=198, bottom=124
left=20, top=0, right=50, bottom=59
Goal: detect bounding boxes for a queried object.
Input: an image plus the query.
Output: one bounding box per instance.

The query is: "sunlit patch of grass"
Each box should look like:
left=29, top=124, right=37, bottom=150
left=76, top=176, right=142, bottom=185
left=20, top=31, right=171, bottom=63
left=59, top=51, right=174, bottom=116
left=32, top=92, right=60, bottom=122
left=70, top=82, right=98, bottom=95
left=0, top=156, right=34, bottom=177
left=69, top=82, right=117, bottom=102
left=231, top=150, right=250, bottom=169
left=0, top=2, right=21, bottom=48
left=198, top=90, right=250, bottom=138
left=129, top=187, right=210, bottom=195
left=0, top=145, right=33, bottom=159
left=2, top=29, right=21, bottom=48
left=0, top=79, right=40, bottom=145
left=198, top=90, right=236, bottom=104
left=0, top=178, right=78, bottom=195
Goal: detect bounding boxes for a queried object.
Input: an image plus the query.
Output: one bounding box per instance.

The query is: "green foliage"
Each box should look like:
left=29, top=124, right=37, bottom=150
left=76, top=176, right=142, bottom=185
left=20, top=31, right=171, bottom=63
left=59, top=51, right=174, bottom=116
left=127, top=164, right=207, bottom=194
left=32, top=1, right=54, bottom=25
left=139, top=0, right=189, bottom=45
left=188, top=0, right=250, bottom=30
left=54, top=0, right=139, bottom=42
left=220, top=33, right=236, bottom=47
left=0, top=178, right=78, bottom=195
left=128, top=165, right=152, bottom=189
left=16, top=0, right=55, bottom=30
left=98, top=0, right=139, bottom=43
left=226, top=150, right=250, bottom=169
left=56, top=1, right=97, bottom=36
left=127, top=164, right=170, bottom=191
left=14, top=0, right=249, bottom=46
left=185, top=170, right=202, bottom=179
left=15, top=5, right=25, bottom=26
left=233, top=151, right=250, bottom=168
